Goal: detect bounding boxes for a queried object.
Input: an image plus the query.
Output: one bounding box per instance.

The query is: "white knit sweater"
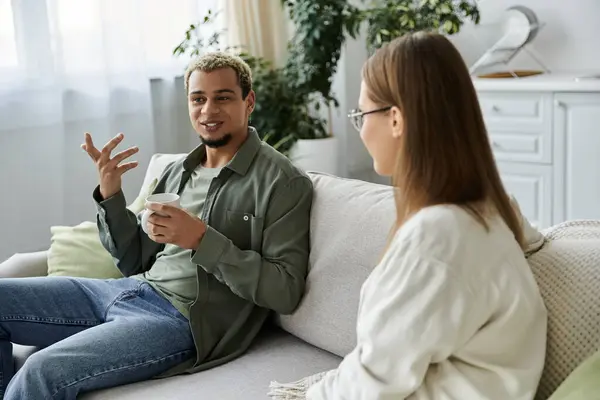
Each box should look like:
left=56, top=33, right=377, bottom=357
left=306, top=204, right=548, bottom=400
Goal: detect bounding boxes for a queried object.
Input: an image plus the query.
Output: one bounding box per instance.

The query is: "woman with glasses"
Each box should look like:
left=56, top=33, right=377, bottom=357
left=306, top=31, right=547, bottom=400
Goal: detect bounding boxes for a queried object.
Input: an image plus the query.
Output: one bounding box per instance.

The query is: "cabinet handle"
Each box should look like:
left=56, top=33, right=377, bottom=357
left=555, top=100, right=566, bottom=108
left=492, top=141, right=502, bottom=149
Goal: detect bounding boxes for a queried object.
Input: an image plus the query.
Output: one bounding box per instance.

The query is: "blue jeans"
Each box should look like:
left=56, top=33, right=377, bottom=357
left=0, top=276, right=195, bottom=400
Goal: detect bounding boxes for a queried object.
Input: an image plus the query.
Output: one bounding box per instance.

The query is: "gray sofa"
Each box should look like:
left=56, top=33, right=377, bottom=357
left=2, top=154, right=600, bottom=399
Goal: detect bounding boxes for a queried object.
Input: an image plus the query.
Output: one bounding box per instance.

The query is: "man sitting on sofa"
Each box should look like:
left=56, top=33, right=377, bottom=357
left=0, top=52, right=313, bottom=399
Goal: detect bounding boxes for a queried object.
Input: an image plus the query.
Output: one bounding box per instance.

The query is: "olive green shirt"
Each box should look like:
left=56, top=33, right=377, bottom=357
left=93, top=127, right=312, bottom=377
left=135, top=166, right=222, bottom=319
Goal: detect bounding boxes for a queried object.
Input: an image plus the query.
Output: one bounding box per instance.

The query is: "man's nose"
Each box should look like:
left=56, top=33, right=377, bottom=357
left=202, top=99, right=220, bottom=115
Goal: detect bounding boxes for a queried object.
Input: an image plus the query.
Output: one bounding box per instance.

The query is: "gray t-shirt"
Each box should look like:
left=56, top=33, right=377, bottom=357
left=136, top=165, right=221, bottom=318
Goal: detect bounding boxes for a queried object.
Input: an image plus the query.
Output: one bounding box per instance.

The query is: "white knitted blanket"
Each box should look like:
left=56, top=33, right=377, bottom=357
left=268, top=220, right=600, bottom=400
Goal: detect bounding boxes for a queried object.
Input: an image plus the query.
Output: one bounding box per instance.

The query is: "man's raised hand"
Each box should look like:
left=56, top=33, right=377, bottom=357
left=81, top=132, right=139, bottom=199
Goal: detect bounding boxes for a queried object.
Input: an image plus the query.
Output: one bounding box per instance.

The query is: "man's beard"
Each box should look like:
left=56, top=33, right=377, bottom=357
left=199, top=133, right=232, bottom=148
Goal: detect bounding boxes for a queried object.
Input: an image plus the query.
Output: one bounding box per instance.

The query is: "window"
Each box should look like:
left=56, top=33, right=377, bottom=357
left=0, top=0, right=218, bottom=77
left=0, top=0, right=18, bottom=68
left=55, top=0, right=103, bottom=73
left=142, top=0, right=203, bottom=68
left=53, top=0, right=216, bottom=75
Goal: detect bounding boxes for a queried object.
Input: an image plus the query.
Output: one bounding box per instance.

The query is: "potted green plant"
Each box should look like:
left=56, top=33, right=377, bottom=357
left=281, top=0, right=479, bottom=174
left=361, top=0, right=480, bottom=52
left=281, top=0, right=363, bottom=174
left=172, top=10, right=326, bottom=157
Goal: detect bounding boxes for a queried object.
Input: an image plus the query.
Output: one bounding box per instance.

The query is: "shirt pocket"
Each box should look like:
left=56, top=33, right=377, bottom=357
left=224, top=210, right=264, bottom=252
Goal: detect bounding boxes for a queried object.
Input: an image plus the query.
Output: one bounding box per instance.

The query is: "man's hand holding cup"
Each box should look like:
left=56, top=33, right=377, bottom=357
left=143, top=194, right=207, bottom=250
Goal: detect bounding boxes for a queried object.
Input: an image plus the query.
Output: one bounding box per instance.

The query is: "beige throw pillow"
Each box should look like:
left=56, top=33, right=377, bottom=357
left=47, top=179, right=158, bottom=278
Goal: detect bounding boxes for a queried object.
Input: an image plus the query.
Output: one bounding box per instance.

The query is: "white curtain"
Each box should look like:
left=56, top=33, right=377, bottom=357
left=0, top=0, right=218, bottom=260
left=222, top=0, right=291, bottom=66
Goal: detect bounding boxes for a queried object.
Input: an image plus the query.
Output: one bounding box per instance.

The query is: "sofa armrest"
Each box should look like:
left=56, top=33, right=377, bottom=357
left=0, top=251, right=49, bottom=278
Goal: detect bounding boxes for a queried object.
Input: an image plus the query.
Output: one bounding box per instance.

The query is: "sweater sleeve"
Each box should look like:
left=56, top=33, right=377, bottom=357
left=307, top=241, right=482, bottom=400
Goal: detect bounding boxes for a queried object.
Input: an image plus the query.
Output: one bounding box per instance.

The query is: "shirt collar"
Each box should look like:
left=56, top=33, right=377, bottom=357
left=183, top=127, right=262, bottom=176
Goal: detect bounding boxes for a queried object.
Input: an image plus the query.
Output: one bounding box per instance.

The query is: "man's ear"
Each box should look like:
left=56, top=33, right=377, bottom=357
left=390, top=105, right=403, bottom=139
left=246, top=90, right=256, bottom=114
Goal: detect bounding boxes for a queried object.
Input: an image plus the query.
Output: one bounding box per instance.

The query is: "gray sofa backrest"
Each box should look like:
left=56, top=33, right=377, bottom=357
left=276, top=172, right=395, bottom=357
left=528, top=220, right=600, bottom=399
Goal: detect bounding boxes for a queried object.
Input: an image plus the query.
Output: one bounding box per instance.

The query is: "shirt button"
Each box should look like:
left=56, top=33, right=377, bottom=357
left=243, top=215, right=249, bottom=221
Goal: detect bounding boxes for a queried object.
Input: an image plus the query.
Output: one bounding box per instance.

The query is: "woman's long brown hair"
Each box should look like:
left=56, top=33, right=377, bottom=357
left=363, top=31, right=524, bottom=248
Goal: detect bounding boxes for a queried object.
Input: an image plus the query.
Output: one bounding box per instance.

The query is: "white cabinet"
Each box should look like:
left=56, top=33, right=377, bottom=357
left=475, top=75, right=600, bottom=228
left=496, top=162, right=553, bottom=228
left=477, top=91, right=554, bottom=228
left=553, top=93, right=600, bottom=222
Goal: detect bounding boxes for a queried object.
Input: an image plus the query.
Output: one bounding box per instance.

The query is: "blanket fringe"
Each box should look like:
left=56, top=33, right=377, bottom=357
left=267, top=371, right=329, bottom=399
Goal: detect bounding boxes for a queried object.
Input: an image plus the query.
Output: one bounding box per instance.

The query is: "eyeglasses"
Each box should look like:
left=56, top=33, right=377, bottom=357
left=347, top=106, right=392, bottom=131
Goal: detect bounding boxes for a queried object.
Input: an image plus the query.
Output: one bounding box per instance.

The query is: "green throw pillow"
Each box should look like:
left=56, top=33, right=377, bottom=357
left=548, top=348, right=600, bottom=400
left=47, top=179, right=158, bottom=278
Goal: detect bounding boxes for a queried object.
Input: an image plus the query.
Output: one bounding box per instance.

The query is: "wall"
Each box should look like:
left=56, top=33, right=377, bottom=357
left=334, top=0, right=600, bottom=184
left=454, top=0, right=600, bottom=73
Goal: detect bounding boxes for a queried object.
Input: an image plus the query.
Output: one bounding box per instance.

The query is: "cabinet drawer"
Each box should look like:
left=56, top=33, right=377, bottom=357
left=497, top=162, right=553, bottom=229
left=478, top=92, right=553, bottom=163
left=489, top=128, right=552, bottom=164
left=479, top=92, right=548, bottom=124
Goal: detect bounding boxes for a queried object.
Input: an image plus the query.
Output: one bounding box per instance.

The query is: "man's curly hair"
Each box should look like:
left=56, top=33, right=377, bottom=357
left=184, top=52, right=252, bottom=99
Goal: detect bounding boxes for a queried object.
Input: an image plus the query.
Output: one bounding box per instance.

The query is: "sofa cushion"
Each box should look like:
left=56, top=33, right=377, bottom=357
left=46, top=179, right=158, bottom=279
left=47, top=221, right=124, bottom=279
left=74, top=328, right=339, bottom=400
left=276, top=173, right=395, bottom=358
left=140, top=153, right=186, bottom=193
left=528, top=220, right=600, bottom=399
left=13, top=344, right=38, bottom=371
left=547, top=346, right=600, bottom=400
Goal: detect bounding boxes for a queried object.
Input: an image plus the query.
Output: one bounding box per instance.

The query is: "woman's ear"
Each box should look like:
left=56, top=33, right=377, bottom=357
left=390, top=106, right=403, bottom=139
